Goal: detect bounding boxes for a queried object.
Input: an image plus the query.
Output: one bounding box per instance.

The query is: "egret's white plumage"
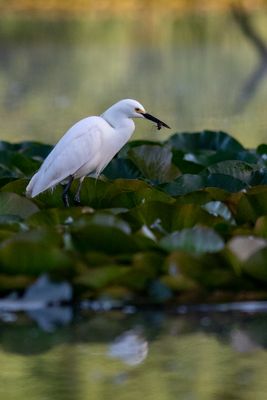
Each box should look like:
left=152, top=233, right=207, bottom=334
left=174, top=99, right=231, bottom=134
left=26, top=99, right=170, bottom=206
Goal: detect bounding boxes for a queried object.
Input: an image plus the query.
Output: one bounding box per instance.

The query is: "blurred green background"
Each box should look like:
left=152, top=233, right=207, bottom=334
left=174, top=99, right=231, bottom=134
left=1, top=1, right=267, bottom=146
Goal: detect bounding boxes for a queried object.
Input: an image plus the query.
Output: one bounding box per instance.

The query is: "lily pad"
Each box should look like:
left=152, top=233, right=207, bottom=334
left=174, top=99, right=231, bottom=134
left=128, top=144, right=181, bottom=183
left=103, top=158, right=141, bottom=180
left=235, top=186, right=267, bottom=224
left=0, top=192, right=39, bottom=218
left=162, top=174, right=205, bottom=196
left=202, top=160, right=256, bottom=184
left=202, top=201, right=235, bottom=223
left=160, top=227, right=225, bottom=254
left=0, top=150, right=40, bottom=176
left=124, top=201, right=223, bottom=235
left=71, top=222, right=139, bottom=254
left=227, top=236, right=267, bottom=262
left=168, top=130, right=244, bottom=152
left=242, top=248, right=267, bottom=283
left=0, top=239, right=72, bottom=276
left=166, top=250, right=236, bottom=289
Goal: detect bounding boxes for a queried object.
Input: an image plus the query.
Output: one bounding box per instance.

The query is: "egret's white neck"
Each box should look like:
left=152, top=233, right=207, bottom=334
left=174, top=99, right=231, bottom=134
left=101, top=108, right=135, bottom=133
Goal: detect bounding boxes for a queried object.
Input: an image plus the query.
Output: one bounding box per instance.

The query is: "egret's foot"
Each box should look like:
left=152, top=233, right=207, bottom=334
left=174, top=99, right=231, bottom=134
left=63, top=194, right=70, bottom=208
left=62, top=175, right=74, bottom=208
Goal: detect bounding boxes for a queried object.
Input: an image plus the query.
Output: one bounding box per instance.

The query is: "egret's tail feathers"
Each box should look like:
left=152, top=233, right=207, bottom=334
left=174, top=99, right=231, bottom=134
left=26, top=170, right=67, bottom=198
left=26, top=171, right=54, bottom=198
left=26, top=172, right=42, bottom=198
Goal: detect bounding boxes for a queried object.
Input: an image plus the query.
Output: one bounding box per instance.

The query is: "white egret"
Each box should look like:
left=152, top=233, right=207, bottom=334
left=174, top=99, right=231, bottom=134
left=26, top=99, right=170, bottom=206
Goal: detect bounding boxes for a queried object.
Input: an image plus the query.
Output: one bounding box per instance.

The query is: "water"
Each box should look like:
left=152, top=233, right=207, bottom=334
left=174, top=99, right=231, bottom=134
left=1, top=10, right=267, bottom=147
left=1, top=308, right=267, bottom=400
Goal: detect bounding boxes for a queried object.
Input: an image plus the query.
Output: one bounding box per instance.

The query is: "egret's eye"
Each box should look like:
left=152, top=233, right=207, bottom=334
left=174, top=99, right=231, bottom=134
left=135, top=107, right=141, bottom=112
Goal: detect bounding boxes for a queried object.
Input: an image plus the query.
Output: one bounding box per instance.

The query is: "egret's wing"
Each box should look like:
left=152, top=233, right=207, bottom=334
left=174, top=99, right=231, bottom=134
left=27, top=117, right=105, bottom=197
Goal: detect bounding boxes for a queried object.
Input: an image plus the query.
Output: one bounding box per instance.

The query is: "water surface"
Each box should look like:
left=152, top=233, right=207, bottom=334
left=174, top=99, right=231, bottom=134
left=1, top=308, right=267, bottom=400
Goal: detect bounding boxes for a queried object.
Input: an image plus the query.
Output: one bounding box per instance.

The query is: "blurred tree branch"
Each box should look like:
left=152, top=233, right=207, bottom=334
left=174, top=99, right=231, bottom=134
left=232, top=4, right=267, bottom=111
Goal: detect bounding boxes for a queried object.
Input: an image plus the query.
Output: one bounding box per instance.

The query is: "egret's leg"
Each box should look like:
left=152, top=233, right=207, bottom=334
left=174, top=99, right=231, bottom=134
left=74, top=177, right=84, bottom=205
left=62, top=176, right=74, bottom=207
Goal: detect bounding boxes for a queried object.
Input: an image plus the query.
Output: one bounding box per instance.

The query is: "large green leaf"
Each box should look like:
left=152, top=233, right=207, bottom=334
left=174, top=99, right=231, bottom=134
left=254, top=216, right=267, bottom=238
left=0, top=192, right=39, bottom=218
left=70, top=217, right=139, bottom=254
left=0, top=236, right=72, bottom=277
left=124, top=201, right=225, bottom=235
left=227, top=236, right=267, bottom=262
left=78, top=178, right=173, bottom=209
left=75, top=265, right=129, bottom=289
left=0, top=150, right=40, bottom=177
left=202, top=160, right=256, bottom=184
left=202, top=201, right=235, bottom=223
left=205, top=174, right=248, bottom=192
left=26, top=207, right=92, bottom=227
left=165, top=250, right=237, bottom=289
left=0, top=178, right=29, bottom=195
left=235, top=186, right=267, bottom=224
left=18, top=141, right=53, bottom=159
left=242, top=248, right=267, bottom=283
left=171, top=149, right=204, bottom=173
left=128, top=144, right=181, bottom=183
left=168, top=130, right=244, bottom=152
left=162, top=173, right=248, bottom=196
left=184, top=150, right=259, bottom=168
left=103, top=158, right=141, bottom=180
left=162, top=174, right=205, bottom=196
left=160, top=227, right=225, bottom=254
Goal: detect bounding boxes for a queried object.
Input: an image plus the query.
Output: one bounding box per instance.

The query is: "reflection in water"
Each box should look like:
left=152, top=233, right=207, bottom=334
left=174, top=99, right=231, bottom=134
left=108, top=328, right=148, bottom=365
left=0, top=275, right=73, bottom=331
left=1, top=11, right=267, bottom=146
left=1, top=309, right=267, bottom=399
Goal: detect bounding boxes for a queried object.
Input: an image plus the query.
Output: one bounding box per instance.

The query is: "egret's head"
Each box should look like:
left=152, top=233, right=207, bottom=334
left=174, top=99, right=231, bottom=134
left=114, top=99, right=146, bottom=118
left=113, top=99, right=170, bottom=129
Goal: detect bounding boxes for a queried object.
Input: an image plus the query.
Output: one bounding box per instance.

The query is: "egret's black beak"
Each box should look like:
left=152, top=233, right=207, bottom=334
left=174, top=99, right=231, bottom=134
left=143, top=113, right=170, bottom=129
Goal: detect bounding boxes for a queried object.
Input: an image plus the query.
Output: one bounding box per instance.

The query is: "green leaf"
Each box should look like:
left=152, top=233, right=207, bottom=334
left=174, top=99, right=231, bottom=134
left=0, top=238, right=72, bottom=276
left=124, top=201, right=225, bottom=234
left=254, top=216, right=267, bottom=238
left=166, top=250, right=236, bottom=289
left=227, top=236, right=267, bottom=262
left=242, top=248, right=267, bottom=283
left=162, top=174, right=205, bottom=196
left=0, top=150, right=40, bottom=177
left=205, top=174, right=248, bottom=192
left=0, top=178, right=29, bottom=195
left=75, top=265, right=129, bottom=289
left=71, top=221, right=139, bottom=254
left=18, top=141, right=53, bottom=159
left=171, top=149, right=204, bottom=173
left=26, top=207, right=93, bottom=227
left=168, top=130, right=244, bottom=152
left=0, top=192, right=39, bottom=218
left=128, top=144, right=181, bottom=183
left=186, top=150, right=259, bottom=167
left=235, top=186, right=267, bottom=224
left=103, top=158, right=141, bottom=180
left=160, top=227, right=225, bottom=254
left=202, top=201, right=235, bottom=223
left=79, top=178, right=173, bottom=209
left=202, top=160, right=256, bottom=184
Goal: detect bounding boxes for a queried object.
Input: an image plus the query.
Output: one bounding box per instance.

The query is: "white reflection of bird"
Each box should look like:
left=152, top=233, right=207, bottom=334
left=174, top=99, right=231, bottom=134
left=26, top=99, right=170, bottom=207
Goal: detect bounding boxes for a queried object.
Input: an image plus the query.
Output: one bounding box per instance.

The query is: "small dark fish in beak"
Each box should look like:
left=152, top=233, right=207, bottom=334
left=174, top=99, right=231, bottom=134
left=143, top=113, right=171, bottom=130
